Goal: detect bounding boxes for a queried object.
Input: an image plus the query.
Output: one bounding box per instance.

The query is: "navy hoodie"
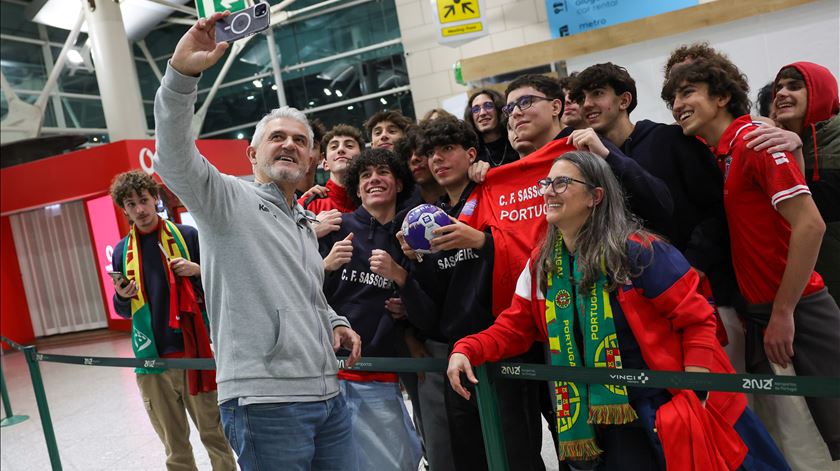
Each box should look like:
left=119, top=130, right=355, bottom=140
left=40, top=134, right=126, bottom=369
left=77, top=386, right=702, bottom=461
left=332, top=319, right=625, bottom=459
left=319, top=206, right=405, bottom=357
left=619, top=120, right=739, bottom=305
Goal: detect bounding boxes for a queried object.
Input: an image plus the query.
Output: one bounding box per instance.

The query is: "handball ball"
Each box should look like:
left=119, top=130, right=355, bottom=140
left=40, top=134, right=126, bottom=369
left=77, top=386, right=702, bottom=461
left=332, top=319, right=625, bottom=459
left=401, top=204, right=452, bottom=254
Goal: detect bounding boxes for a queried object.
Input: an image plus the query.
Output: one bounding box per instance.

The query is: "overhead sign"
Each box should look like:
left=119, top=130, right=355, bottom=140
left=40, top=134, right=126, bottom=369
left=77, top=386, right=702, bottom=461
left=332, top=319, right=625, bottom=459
left=196, top=0, right=247, bottom=19
left=437, top=0, right=480, bottom=24
left=545, top=0, right=698, bottom=38
left=433, top=0, right=487, bottom=47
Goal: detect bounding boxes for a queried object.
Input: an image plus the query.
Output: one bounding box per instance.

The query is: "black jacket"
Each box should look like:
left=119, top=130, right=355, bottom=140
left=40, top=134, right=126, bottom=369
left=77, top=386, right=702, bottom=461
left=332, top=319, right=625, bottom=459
left=557, top=127, right=674, bottom=231
left=619, top=120, right=739, bottom=306
left=399, top=183, right=496, bottom=344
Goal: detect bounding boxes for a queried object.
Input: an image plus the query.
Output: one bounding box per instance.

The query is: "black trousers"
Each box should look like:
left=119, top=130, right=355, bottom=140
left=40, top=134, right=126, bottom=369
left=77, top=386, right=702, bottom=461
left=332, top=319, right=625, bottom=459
left=443, top=357, right=546, bottom=471
left=744, top=288, right=840, bottom=461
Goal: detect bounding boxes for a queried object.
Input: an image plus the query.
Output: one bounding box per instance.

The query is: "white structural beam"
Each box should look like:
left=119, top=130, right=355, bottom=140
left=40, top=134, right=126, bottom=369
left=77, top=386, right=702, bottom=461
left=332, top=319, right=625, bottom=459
left=82, top=0, right=148, bottom=141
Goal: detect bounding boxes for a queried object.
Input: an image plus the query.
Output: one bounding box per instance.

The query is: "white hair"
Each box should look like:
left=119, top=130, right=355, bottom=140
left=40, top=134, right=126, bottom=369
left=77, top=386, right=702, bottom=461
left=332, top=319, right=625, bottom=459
left=250, top=106, right=314, bottom=149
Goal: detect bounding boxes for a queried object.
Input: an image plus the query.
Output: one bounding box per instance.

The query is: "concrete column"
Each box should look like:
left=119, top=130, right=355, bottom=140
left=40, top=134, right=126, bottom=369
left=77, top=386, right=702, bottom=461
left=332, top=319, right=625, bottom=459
left=82, top=0, right=147, bottom=141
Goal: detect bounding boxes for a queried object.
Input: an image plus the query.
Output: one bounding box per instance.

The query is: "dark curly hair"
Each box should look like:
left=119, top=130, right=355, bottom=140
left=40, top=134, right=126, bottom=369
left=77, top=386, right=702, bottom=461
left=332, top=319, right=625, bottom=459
left=322, top=124, right=365, bottom=152
left=394, top=125, right=422, bottom=162
left=504, top=74, right=565, bottom=101
left=110, top=170, right=159, bottom=208
left=310, top=118, right=327, bottom=151
left=345, top=148, right=415, bottom=208
left=463, top=89, right=506, bottom=136
left=570, top=63, right=638, bottom=113
left=661, top=58, right=751, bottom=119
left=664, top=42, right=721, bottom=78
left=364, top=110, right=412, bottom=139
left=417, top=116, right=478, bottom=157
left=557, top=72, right=579, bottom=92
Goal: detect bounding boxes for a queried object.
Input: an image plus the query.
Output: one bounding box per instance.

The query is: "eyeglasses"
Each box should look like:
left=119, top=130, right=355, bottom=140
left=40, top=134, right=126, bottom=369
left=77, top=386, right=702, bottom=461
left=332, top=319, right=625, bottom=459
left=502, top=95, right=553, bottom=116
left=470, top=101, right=496, bottom=115
left=537, top=176, right=594, bottom=195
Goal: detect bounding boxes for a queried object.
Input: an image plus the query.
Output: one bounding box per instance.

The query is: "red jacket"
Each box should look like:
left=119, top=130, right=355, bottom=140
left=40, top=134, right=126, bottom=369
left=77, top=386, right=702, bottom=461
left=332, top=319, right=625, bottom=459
left=298, top=179, right=356, bottom=214
left=452, top=236, right=747, bottom=426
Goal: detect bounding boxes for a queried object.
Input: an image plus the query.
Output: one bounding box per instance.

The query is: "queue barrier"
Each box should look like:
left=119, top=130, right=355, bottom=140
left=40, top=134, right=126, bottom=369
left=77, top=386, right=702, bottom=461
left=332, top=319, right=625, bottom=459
left=2, top=335, right=839, bottom=471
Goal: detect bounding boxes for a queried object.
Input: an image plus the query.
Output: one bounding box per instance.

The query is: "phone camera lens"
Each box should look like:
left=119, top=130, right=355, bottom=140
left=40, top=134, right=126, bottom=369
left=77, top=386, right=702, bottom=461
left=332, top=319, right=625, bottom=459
left=255, top=4, right=267, bottom=16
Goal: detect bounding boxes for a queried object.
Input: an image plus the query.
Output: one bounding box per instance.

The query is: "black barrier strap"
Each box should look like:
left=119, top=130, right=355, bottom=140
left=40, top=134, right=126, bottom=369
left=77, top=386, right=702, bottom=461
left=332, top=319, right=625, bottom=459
left=493, top=362, right=840, bottom=398
left=29, top=353, right=839, bottom=397
left=33, top=353, right=217, bottom=370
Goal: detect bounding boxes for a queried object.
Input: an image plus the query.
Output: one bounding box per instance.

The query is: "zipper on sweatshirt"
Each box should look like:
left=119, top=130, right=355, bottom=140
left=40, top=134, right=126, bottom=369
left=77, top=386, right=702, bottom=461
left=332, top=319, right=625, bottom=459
left=296, top=219, right=329, bottom=396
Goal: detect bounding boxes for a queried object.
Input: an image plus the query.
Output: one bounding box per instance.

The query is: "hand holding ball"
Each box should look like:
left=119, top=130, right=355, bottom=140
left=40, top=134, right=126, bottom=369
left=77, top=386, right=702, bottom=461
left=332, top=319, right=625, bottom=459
left=401, top=204, right=452, bottom=254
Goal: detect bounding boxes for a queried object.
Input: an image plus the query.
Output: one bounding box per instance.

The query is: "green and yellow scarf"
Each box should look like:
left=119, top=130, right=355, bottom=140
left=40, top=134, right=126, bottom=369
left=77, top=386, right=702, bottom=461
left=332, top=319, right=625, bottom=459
left=123, top=219, right=191, bottom=374
left=545, top=235, right=637, bottom=461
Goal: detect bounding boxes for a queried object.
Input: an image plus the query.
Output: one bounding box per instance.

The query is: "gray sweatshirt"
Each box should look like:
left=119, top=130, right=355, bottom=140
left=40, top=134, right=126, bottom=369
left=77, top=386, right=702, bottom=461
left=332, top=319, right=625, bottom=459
left=153, top=65, right=350, bottom=404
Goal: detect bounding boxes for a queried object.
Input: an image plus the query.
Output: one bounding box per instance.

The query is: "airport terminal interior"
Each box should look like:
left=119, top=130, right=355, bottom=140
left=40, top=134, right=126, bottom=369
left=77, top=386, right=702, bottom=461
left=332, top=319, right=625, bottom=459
left=1, top=0, right=838, bottom=469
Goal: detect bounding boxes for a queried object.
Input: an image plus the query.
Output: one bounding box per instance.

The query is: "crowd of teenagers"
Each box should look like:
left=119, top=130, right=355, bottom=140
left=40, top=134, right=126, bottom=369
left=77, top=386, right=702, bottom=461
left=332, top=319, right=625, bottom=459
left=111, top=12, right=838, bottom=471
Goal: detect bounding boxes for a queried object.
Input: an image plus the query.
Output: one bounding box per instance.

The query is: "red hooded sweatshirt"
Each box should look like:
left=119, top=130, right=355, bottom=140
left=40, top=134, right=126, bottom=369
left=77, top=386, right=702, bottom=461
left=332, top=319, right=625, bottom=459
left=773, top=61, right=840, bottom=182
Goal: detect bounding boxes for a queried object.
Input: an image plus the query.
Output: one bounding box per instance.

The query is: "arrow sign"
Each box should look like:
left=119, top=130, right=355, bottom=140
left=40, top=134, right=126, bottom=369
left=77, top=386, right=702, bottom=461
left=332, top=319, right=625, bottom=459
left=436, top=0, right=480, bottom=24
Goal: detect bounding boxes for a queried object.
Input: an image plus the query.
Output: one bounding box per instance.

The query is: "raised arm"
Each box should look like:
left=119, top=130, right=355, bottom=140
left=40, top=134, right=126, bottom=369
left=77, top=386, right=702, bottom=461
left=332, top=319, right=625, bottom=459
left=152, top=13, right=234, bottom=217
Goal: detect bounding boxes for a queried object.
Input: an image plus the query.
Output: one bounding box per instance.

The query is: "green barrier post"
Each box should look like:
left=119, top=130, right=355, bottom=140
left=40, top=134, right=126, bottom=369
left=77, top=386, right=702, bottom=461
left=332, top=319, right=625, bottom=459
left=23, top=346, right=62, bottom=471
left=0, top=355, right=30, bottom=427
left=473, top=365, right=510, bottom=471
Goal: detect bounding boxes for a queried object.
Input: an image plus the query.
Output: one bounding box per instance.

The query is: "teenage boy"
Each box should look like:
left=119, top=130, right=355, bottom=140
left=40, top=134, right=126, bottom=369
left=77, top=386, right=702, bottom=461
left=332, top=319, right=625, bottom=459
left=109, top=170, right=235, bottom=471
left=558, top=73, right=585, bottom=131
left=400, top=117, right=546, bottom=471
left=571, top=62, right=737, bottom=311
left=663, top=57, right=840, bottom=461
left=320, top=149, right=422, bottom=470
left=765, top=62, right=839, bottom=306
left=365, top=110, right=412, bottom=151
left=394, top=126, right=445, bottom=208
left=299, top=124, right=364, bottom=214
left=501, top=74, right=673, bottom=243
left=464, top=89, right=517, bottom=167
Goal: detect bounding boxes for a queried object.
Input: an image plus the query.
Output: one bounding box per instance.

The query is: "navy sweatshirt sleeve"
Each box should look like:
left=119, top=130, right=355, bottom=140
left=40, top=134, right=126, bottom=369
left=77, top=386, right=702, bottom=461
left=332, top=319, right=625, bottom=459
left=602, top=139, right=674, bottom=229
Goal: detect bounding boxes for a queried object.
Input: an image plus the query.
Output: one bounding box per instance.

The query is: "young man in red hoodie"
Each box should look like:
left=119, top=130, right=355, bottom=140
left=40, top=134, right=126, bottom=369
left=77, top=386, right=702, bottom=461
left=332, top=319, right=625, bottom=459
left=663, top=56, right=840, bottom=462
left=768, top=63, right=839, bottom=307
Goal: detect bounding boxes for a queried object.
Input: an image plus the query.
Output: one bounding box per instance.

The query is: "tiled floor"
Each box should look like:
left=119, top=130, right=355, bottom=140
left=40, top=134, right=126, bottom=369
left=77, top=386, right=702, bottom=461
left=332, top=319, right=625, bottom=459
left=1, top=330, right=560, bottom=470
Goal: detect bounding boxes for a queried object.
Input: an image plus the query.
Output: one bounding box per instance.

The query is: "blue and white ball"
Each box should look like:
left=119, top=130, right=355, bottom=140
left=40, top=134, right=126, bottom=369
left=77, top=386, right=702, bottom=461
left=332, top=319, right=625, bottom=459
left=401, top=204, right=452, bottom=254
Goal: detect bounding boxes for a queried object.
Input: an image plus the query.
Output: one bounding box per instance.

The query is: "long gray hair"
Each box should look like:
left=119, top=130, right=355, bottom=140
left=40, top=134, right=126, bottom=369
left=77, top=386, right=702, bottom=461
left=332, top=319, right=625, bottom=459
left=535, top=151, right=650, bottom=293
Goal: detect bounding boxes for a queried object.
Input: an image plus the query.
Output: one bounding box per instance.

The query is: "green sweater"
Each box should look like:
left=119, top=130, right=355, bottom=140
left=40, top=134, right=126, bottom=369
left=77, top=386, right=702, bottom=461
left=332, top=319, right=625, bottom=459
left=802, top=113, right=840, bottom=304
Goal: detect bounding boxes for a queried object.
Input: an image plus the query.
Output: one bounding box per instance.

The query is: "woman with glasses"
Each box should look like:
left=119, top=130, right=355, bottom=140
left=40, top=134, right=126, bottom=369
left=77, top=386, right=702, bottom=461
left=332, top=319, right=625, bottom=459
left=463, top=89, right=517, bottom=168
left=447, top=151, right=788, bottom=470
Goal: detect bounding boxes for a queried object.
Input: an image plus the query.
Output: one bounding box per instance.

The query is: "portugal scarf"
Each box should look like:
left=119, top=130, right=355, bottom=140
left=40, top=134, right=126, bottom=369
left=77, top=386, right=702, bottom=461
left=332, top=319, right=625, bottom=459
left=124, top=220, right=197, bottom=375
left=544, top=235, right=637, bottom=460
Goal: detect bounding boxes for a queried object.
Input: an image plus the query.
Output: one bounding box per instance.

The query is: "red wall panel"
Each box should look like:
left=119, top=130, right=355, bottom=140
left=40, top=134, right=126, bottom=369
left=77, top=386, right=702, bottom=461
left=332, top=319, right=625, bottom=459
left=0, top=215, right=34, bottom=348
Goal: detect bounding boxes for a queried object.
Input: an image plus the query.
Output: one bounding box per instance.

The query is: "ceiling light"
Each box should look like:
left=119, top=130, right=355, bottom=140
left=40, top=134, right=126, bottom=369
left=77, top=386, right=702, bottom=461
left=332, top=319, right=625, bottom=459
left=25, top=0, right=193, bottom=41
left=271, top=84, right=278, bottom=91
left=67, top=49, right=84, bottom=65
left=309, top=101, right=315, bottom=106
left=237, top=133, right=245, bottom=139
left=252, top=79, right=263, bottom=88
left=347, top=105, right=354, bottom=110
left=335, top=89, right=343, bottom=98
left=246, top=95, right=255, bottom=101
left=380, top=98, right=388, bottom=105
left=323, top=88, right=332, bottom=96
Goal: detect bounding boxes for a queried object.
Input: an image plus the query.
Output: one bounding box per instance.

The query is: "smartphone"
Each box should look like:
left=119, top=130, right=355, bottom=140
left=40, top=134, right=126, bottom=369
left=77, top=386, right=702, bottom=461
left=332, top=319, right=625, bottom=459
left=108, top=271, right=129, bottom=288
left=215, top=2, right=270, bottom=43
